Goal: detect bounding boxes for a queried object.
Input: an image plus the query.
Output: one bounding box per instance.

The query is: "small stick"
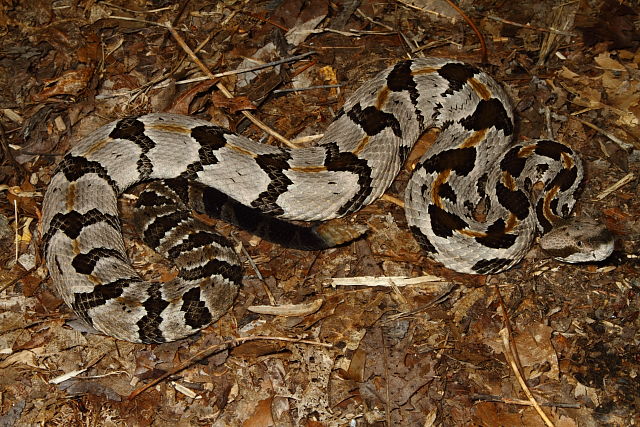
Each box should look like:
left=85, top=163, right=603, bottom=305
left=355, top=7, right=395, bottom=31
left=471, top=394, right=581, bottom=409
left=380, top=193, right=404, bottom=208
left=381, top=327, right=392, bottom=427
left=495, top=284, right=555, bottom=427
left=443, top=0, right=487, bottom=63
left=211, top=51, right=316, bottom=79
left=572, top=116, right=634, bottom=151
left=595, top=172, right=635, bottom=200
left=487, top=15, right=576, bottom=36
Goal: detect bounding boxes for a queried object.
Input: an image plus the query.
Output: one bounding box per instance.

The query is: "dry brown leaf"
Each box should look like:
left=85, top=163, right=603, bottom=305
left=242, top=397, right=275, bottom=427
left=33, top=67, right=94, bottom=101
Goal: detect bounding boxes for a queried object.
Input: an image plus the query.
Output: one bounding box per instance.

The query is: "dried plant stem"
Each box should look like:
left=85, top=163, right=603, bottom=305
left=495, top=285, right=555, bottom=427
left=443, top=0, right=487, bottom=62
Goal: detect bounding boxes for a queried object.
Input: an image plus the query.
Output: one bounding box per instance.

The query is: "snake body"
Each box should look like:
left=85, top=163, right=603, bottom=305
left=42, top=58, right=613, bottom=343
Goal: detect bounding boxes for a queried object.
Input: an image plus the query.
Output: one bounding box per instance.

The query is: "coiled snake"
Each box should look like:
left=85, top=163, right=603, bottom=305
left=42, top=58, right=614, bottom=343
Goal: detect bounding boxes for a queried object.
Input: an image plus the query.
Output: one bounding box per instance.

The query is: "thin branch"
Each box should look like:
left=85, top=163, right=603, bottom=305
left=471, top=394, right=581, bottom=409
left=495, top=284, right=555, bottom=427
left=486, top=15, right=576, bottom=36
left=443, top=0, right=487, bottom=63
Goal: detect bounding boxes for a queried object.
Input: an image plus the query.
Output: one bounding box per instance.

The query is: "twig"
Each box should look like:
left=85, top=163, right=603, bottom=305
left=380, top=327, right=392, bottom=427
left=571, top=116, right=634, bottom=151
left=210, top=52, right=316, bottom=79
left=395, top=0, right=456, bottom=22
left=239, top=11, right=289, bottom=32
left=355, top=8, right=395, bottom=31
left=471, top=394, right=581, bottom=409
left=494, top=285, right=555, bottom=427
left=487, top=15, right=576, bottom=36
left=13, top=199, right=18, bottom=263
left=127, top=335, right=332, bottom=399
left=138, top=54, right=318, bottom=96
left=499, top=328, right=555, bottom=426
left=108, top=15, right=165, bottom=27
left=164, top=21, right=297, bottom=148
left=289, top=28, right=396, bottom=37
left=443, top=0, right=487, bottom=63
left=595, top=173, right=635, bottom=201
left=380, top=193, right=404, bottom=208
left=101, top=1, right=175, bottom=14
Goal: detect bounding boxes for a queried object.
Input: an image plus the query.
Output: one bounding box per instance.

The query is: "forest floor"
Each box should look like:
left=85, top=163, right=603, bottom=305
left=0, top=0, right=639, bottom=425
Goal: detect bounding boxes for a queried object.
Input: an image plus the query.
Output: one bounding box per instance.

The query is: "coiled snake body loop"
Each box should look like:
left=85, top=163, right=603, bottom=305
left=42, top=58, right=613, bottom=343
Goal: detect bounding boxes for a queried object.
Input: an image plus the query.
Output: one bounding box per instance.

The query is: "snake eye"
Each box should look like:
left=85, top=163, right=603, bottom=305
left=576, top=241, right=583, bottom=247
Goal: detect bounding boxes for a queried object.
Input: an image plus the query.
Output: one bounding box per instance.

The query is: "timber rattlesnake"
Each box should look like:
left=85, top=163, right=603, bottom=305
left=42, top=58, right=614, bottom=343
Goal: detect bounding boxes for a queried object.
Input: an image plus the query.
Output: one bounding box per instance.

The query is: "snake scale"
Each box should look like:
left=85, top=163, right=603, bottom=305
left=42, top=58, right=614, bottom=343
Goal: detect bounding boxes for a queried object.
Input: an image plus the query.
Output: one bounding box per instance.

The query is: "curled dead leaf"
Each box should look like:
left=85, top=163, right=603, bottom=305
left=34, top=67, right=94, bottom=101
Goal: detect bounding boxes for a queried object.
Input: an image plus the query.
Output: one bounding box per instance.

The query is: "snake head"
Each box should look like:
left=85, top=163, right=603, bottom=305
left=539, top=217, right=615, bottom=263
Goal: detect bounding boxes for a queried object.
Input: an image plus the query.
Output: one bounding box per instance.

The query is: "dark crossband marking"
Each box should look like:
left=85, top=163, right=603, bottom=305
left=167, top=231, right=233, bottom=260
left=191, top=125, right=232, bottom=165
left=179, top=258, right=243, bottom=284
left=181, top=286, right=213, bottom=329
left=250, top=151, right=294, bottom=216
left=387, top=60, right=425, bottom=130
left=459, top=98, right=513, bottom=135
left=536, top=198, right=553, bottom=233
left=437, top=62, right=480, bottom=95
left=541, top=185, right=562, bottom=227
left=44, top=209, right=120, bottom=242
left=420, top=147, right=476, bottom=209
left=347, top=103, right=402, bottom=138
left=428, top=204, right=468, bottom=238
left=474, top=218, right=518, bottom=249
left=436, top=62, right=492, bottom=103
left=71, top=278, right=139, bottom=321
left=142, top=210, right=191, bottom=249
left=136, top=191, right=180, bottom=210
left=323, top=142, right=374, bottom=216
left=136, top=283, right=170, bottom=343
left=500, top=145, right=528, bottom=178
left=534, top=139, right=574, bottom=160
left=495, top=181, right=530, bottom=220
left=437, top=182, right=457, bottom=203
left=195, top=186, right=349, bottom=250
left=546, top=166, right=579, bottom=192
left=421, top=147, right=477, bottom=175
left=56, top=155, right=118, bottom=191
left=471, top=258, right=514, bottom=274
left=110, top=118, right=157, bottom=179
left=71, top=248, right=128, bottom=275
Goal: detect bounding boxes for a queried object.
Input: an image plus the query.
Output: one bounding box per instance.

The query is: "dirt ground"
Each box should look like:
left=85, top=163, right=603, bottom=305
left=1, top=0, right=639, bottom=425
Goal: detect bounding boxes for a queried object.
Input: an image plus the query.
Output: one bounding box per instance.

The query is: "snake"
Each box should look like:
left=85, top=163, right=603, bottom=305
left=41, top=57, right=614, bottom=343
